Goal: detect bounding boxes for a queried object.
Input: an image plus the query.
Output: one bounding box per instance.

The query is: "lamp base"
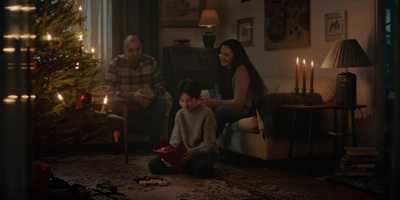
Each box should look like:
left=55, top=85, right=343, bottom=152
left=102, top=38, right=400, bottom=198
left=336, top=72, right=356, bottom=105
left=203, top=32, right=216, bottom=48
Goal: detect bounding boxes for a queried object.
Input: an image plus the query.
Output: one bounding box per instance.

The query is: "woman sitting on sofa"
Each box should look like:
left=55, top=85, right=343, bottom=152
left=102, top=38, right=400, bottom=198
left=200, top=39, right=267, bottom=138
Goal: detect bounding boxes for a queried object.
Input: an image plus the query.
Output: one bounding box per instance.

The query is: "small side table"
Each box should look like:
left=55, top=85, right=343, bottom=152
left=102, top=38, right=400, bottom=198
left=331, top=104, right=367, bottom=158
left=281, top=104, right=335, bottom=176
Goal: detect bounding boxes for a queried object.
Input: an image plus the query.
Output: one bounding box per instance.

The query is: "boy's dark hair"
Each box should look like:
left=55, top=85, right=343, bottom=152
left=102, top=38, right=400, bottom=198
left=176, top=79, right=202, bottom=99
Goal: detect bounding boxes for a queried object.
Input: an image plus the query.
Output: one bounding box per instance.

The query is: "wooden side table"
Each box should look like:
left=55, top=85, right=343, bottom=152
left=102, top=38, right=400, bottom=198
left=281, top=104, right=334, bottom=176
left=281, top=104, right=367, bottom=176
left=330, top=104, right=367, bottom=159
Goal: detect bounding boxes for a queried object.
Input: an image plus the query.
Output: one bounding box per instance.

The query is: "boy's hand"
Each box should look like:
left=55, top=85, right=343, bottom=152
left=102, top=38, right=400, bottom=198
left=181, top=147, right=194, bottom=165
left=161, top=158, right=172, bottom=167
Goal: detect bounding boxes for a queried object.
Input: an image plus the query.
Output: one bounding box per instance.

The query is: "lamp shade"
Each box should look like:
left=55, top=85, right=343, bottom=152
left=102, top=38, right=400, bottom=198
left=198, top=9, right=220, bottom=28
left=320, top=39, right=373, bottom=69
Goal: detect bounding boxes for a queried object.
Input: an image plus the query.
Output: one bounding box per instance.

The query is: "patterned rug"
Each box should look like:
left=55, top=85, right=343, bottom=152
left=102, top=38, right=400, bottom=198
left=47, top=152, right=323, bottom=200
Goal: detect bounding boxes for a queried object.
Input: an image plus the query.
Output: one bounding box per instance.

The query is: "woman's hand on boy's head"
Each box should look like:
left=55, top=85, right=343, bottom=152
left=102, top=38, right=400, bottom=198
left=181, top=147, right=194, bottom=165
left=199, top=98, right=217, bottom=109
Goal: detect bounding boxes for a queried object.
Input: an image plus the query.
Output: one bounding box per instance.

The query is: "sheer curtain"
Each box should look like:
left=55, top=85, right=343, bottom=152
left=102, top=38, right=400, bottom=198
left=78, top=0, right=113, bottom=79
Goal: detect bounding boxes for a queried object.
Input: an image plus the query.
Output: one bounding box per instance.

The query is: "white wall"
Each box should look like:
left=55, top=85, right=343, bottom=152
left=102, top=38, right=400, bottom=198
left=218, top=0, right=377, bottom=145
left=159, top=0, right=378, bottom=145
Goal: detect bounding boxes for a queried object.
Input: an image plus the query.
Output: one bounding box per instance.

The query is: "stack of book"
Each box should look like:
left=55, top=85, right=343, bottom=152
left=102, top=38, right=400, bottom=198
left=338, top=146, right=378, bottom=176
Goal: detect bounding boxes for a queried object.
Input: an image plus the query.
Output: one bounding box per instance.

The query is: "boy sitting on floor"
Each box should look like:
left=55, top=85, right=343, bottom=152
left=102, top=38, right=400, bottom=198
left=148, top=79, right=220, bottom=178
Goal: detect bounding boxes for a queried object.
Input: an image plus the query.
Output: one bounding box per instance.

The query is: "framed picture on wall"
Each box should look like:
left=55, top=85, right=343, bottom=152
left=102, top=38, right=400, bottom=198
left=237, top=17, right=253, bottom=47
left=159, top=0, right=205, bottom=27
left=325, top=10, right=346, bottom=41
left=264, top=0, right=310, bottom=50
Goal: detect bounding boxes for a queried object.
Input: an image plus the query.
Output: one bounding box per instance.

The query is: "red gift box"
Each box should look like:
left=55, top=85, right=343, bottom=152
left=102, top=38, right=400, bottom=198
left=153, top=138, right=189, bottom=173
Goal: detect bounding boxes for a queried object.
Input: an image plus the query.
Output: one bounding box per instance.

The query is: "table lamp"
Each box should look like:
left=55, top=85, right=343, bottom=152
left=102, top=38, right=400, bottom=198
left=320, top=39, right=373, bottom=105
left=198, top=9, right=220, bottom=48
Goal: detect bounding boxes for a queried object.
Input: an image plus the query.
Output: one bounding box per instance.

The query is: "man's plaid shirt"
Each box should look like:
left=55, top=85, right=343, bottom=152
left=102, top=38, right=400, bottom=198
left=105, top=53, right=166, bottom=99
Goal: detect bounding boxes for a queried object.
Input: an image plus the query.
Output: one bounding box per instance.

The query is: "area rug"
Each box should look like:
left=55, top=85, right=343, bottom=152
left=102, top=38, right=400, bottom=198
left=47, top=152, right=323, bottom=200
left=324, top=175, right=390, bottom=195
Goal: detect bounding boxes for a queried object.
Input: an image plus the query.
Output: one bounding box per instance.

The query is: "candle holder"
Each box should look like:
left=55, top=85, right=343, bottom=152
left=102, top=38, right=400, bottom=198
left=292, top=88, right=314, bottom=106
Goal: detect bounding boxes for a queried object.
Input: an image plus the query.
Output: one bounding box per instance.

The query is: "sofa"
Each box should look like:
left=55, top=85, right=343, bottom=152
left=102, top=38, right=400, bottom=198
left=203, top=77, right=337, bottom=162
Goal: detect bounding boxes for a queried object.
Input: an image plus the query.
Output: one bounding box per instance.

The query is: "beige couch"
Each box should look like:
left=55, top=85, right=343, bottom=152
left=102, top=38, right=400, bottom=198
left=205, top=77, right=337, bottom=161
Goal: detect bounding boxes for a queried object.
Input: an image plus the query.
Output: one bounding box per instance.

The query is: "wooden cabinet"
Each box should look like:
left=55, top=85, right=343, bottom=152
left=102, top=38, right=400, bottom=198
left=162, top=47, right=219, bottom=96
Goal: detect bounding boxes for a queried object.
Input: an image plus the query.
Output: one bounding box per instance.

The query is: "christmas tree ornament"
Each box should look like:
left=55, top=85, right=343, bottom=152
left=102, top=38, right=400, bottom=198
left=113, top=129, right=121, bottom=143
left=81, top=92, right=92, bottom=103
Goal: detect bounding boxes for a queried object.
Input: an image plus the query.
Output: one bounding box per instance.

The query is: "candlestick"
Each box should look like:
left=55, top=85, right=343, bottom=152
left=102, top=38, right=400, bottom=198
left=302, top=59, right=306, bottom=89
left=57, top=92, right=67, bottom=107
left=296, top=57, right=299, bottom=90
left=101, top=96, right=108, bottom=112
left=310, top=61, right=314, bottom=90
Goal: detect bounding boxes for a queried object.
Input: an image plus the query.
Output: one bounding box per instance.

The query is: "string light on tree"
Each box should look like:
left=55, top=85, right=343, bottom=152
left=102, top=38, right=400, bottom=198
left=57, top=92, right=67, bottom=107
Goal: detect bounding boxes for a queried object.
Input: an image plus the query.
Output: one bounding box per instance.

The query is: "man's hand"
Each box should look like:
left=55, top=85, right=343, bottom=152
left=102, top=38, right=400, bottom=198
left=181, top=147, right=194, bottom=165
left=132, top=88, right=154, bottom=108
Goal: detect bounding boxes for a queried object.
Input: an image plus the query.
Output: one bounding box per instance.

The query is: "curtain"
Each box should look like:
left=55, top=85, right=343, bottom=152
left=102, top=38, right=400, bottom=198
left=79, top=0, right=159, bottom=80
left=79, top=0, right=113, bottom=79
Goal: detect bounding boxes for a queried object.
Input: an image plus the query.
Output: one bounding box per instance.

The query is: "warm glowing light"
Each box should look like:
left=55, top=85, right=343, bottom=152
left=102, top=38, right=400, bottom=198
left=75, top=62, right=80, bottom=69
left=78, top=6, right=82, bottom=12
left=101, top=96, right=108, bottom=111
left=311, top=61, right=314, bottom=67
left=5, top=5, right=21, bottom=11
left=8, top=95, right=18, bottom=99
left=3, top=98, right=16, bottom=103
left=296, top=57, right=299, bottom=64
left=78, top=34, right=83, bottom=41
left=57, top=93, right=64, bottom=101
left=103, top=96, right=108, bottom=105
left=21, top=6, right=36, bottom=12
left=303, top=59, right=306, bottom=65
left=3, top=48, right=15, bottom=52
left=47, top=33, right=52, bottom=41
left=91, top=47, right=95, bottom=53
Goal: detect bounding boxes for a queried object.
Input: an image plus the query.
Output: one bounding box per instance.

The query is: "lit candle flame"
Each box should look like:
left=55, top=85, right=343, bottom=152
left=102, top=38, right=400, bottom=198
left=78, top=34, right=83, bottom=41
left=303, top=59, right=306, bottom=65
left=47, top=33, right=52, bottom=41
left=57, top=92, right=64, bottom=101
left=91, top=47, right=95, bottom=53
left=311, top=61, right=314, bottom=67
left=78, top=6, right=82, bottom=12
left=296, top=57, right=299, bottom=64
left=103, top=96, right=108, bottom=105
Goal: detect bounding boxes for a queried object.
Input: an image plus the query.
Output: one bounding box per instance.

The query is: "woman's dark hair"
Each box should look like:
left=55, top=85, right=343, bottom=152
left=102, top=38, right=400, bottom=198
left=176, top=79, right=202, bottom=99
left=216, top=39, right=265, bottom=100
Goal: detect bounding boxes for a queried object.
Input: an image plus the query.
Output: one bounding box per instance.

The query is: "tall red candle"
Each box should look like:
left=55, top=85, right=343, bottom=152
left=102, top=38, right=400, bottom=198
left=302, top=59, right=306, bottom=89
left=310, top=61, right=314, bottom=90
left=296, top=57, right=299, bottom=88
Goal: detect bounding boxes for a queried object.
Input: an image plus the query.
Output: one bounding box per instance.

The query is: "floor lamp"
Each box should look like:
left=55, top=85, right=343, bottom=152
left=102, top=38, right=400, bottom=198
left=320, top=39, right=373, bottom=105
left=198, top=9, right=220, bottom=48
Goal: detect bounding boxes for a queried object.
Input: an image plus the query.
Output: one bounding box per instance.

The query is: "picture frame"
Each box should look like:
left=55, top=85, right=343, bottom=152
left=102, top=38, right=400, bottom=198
left=159, top=0, right=205, bottom=27
left=237, top=17, right=253, bottom=47
left=325, top=10, right=346, bottom=41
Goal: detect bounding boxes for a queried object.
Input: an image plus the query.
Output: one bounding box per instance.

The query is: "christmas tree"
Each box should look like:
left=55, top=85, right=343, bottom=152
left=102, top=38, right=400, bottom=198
left=32, top=0, right=119, bottom=145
